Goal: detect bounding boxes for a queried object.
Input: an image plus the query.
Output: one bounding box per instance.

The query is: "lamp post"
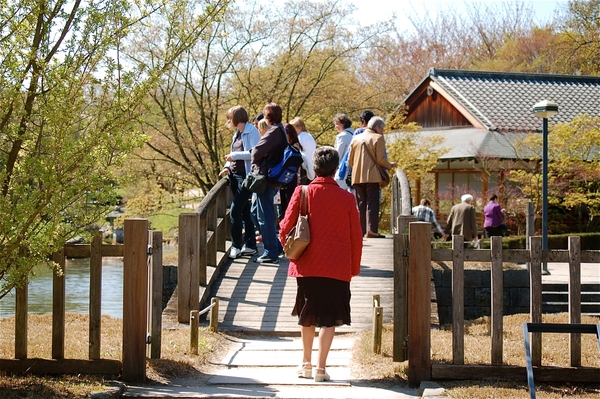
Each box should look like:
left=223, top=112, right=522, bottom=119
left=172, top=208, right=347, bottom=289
left=532, top=100, right=558, bottom=275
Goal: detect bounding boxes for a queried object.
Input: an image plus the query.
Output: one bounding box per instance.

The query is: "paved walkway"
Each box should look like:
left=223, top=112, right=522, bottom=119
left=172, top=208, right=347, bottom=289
left=120, top=242, right=598, bottom=398
left=122, top=334, right=432, bottom=398
left=541, top=262, right=599, bottom=284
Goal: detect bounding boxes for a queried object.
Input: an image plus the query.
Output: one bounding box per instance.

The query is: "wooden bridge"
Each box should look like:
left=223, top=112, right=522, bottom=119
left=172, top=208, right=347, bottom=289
left=209, top=236, right=395, bottom=333
left=165, top=173, right=415, bottom=334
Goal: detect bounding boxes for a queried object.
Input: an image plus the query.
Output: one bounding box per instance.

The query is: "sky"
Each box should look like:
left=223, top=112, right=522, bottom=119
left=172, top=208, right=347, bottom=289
left=349, top=0, right=570, bottom=29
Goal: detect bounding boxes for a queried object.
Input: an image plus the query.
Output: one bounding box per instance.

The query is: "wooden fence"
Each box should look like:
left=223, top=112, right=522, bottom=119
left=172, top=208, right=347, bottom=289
left=396, top=221, right=600, bottom=386
left=176, top=178, right=231, bottom=324
left=0, top=219, right=163, bottom=382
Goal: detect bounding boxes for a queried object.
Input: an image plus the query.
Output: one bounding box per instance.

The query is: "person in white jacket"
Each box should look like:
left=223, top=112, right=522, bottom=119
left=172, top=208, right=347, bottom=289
left=290, top=117, right=317, bottom=184
left=332, top=113, right=354, bottom=190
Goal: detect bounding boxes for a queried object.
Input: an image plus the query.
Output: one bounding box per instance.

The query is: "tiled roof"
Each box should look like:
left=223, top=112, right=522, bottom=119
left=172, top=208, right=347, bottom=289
left=428, top=68, right=600, bottom=132
left=389, top=127, right=530, bottom=160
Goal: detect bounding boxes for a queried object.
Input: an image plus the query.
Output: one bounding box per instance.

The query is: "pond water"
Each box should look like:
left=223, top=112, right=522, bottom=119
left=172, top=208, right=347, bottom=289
left=0, top=257, right=124, bottom=319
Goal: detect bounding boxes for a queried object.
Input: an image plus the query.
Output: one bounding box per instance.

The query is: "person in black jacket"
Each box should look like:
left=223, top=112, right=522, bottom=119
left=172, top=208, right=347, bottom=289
left=250, top=103, right=287, bottom=263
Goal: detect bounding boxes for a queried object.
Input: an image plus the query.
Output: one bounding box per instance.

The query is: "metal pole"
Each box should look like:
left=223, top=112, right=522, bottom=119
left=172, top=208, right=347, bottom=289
left=542, top=118, right=549, bottom=274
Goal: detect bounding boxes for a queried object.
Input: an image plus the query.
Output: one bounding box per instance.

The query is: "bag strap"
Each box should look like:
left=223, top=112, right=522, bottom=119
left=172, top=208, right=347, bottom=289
left=361, top=141, right=378, bottom=166
left=300, top=186, right=308, bottom=216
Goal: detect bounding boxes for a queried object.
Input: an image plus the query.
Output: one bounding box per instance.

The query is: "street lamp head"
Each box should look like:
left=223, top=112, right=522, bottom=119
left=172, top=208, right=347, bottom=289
left=533, top=100, right=559, bottom=119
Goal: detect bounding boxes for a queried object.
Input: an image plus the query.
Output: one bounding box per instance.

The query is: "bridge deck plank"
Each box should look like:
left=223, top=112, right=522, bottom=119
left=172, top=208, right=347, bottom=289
left=209, top=237, right=395, bottom=333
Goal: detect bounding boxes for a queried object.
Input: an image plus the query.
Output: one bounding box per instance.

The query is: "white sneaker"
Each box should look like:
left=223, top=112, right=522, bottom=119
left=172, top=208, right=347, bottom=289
left=228, top=247, right=242, bottom=259
left=240, top=247, right=258, bottom=256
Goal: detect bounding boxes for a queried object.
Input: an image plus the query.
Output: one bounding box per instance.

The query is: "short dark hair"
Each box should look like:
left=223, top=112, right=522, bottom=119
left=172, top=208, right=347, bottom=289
left=253, top=113, right=264, bottom=123
left=333, top=113, right=352, bottom=129
left=359, top=110, right=374, bottom=123
left=421, top=199, right=430, bottom=206
left=312, top=146, right=339, bottom=178
left=490, top=194, right=498, bottom=201
left=263, top=103, right=282, bottom=124
left=227, top=105, right=249, bottom=126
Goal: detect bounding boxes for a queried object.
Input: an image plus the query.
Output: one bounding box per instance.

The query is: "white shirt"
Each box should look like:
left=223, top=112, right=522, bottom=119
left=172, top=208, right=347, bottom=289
left=298, top=131, right=317, bottom=180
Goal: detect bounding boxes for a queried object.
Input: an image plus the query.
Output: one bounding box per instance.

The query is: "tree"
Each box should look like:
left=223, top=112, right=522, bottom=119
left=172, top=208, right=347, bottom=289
left=0, top=0, right=230, bottom=298
left=135, top=0, right=386, bottom=192
left=553, top=0, right=600, bottom=75
left=509, top=114, right=600, bottom=232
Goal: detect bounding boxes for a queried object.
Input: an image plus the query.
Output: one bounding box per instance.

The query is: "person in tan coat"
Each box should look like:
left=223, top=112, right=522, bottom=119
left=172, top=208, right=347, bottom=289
left=347, top=116, right=397, bottom=238
left=445, top=194, right=479, bottom=248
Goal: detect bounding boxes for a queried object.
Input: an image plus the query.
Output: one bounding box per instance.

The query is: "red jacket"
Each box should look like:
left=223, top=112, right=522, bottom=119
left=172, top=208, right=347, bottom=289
left=279, top=177, right=362, bottom=282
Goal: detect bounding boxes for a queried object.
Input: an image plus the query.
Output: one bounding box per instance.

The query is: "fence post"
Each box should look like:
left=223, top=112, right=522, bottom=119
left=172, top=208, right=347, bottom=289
left=52, top=248, right=66, bottom=360
left=529, top=236, right=543, bottom=367
left=372, top=295, right=383, bottom=354
left=89, top=231, right=102, bottom=360
left=122, top=218, right=149, bottom=383
left=568, top=236, right=582, bottom=367
left=148, top=230, right=163, bottom=359
left=407, top=222, right=431, bottom=386
left=451, top=235, right=465, bottom=365
left=190, top=310, right=199, bottom=355
left=209, top=297, right=219, bottom=332
left=15, top=280, right=28, bottom=359
left=178, top=213, right=200, bottom=323
left=490, top=236, right=504, bottom=365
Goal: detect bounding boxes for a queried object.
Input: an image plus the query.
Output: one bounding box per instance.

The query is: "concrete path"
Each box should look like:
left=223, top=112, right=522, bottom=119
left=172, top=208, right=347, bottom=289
left=122, top=335, right=436, bottom=398
left=541, top=262, right=599, bottom=284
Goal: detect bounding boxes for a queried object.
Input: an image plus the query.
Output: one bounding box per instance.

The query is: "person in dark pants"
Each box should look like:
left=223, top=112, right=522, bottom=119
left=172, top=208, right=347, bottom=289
left=250, top=103, right=287, bottom=263
left=220, top=105, right=261, bottom=259
left=347, top=116, right=397, bottom=238
left=483, top=194, right=504, bottom=237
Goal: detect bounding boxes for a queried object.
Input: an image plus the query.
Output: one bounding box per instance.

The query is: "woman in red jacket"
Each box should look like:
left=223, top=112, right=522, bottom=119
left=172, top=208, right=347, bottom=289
left=279, top=146, right=363, bottom=382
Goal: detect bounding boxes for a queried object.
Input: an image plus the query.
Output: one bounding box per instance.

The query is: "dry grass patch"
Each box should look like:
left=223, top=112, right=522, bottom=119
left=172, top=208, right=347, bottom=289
left=0, top=313, right=230, bottom=398
left=353, top=313, right=600, bottom=398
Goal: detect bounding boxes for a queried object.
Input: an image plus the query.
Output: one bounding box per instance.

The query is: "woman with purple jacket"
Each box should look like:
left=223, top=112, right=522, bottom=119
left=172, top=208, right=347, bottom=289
left=483, top=194, right=504, bottom=237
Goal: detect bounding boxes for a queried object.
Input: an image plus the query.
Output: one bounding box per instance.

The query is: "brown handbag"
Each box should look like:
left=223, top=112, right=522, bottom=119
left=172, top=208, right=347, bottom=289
left=361, top=141, right=390, bottom=188
left=283, top=186, right=310, bottom=260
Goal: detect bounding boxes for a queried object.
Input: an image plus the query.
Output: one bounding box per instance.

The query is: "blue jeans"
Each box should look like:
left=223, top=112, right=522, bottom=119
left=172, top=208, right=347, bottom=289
left=229, top=173, right=256, bottom=250
left=252, top=184, right=281, bottom=260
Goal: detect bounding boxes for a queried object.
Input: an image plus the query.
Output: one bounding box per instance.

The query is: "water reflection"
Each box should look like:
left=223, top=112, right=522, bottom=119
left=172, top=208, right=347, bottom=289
left=0, top=258, right=124, bottom=319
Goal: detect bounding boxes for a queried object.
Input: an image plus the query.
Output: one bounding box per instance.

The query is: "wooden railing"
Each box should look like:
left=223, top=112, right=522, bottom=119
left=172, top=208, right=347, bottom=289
left=0, top=219, right=163, bottom=382
left=397, top=222, right=600, bottom=386
left=176, top=178, right=231, bottom=323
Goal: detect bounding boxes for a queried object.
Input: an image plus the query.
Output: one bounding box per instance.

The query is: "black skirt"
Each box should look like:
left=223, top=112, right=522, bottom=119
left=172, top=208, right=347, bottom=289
left=292, top=277, right=351, bottom=328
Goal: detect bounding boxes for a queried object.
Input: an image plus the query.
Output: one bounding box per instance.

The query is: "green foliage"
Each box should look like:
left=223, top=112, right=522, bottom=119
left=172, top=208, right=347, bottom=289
left=0, top=0, right=230, bottom=298
left=509, top=114, right=600, bottom=232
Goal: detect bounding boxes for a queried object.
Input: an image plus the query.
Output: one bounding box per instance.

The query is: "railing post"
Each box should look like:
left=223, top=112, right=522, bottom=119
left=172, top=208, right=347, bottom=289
left=207, top=202, right=217, bottom=266
left=178, top=213, right=200, bottom=323
left=407, top=222, right=431, bottom=386
left=122, top=218, right=149, bottom=383
left=209, top=297, right=219, bottom=332
left=393, top=215, right=415, bottom=362
left=190, top=310, right=199, bottom=355
left=372, top=295, right=383, bottom=354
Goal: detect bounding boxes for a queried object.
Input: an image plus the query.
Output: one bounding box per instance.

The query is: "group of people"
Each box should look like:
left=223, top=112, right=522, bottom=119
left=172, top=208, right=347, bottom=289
left=333, top=110, right=398, bottom=238
left=220, top=104, right=397, bottom=382
left=413, top=194, right=506, bottom=245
